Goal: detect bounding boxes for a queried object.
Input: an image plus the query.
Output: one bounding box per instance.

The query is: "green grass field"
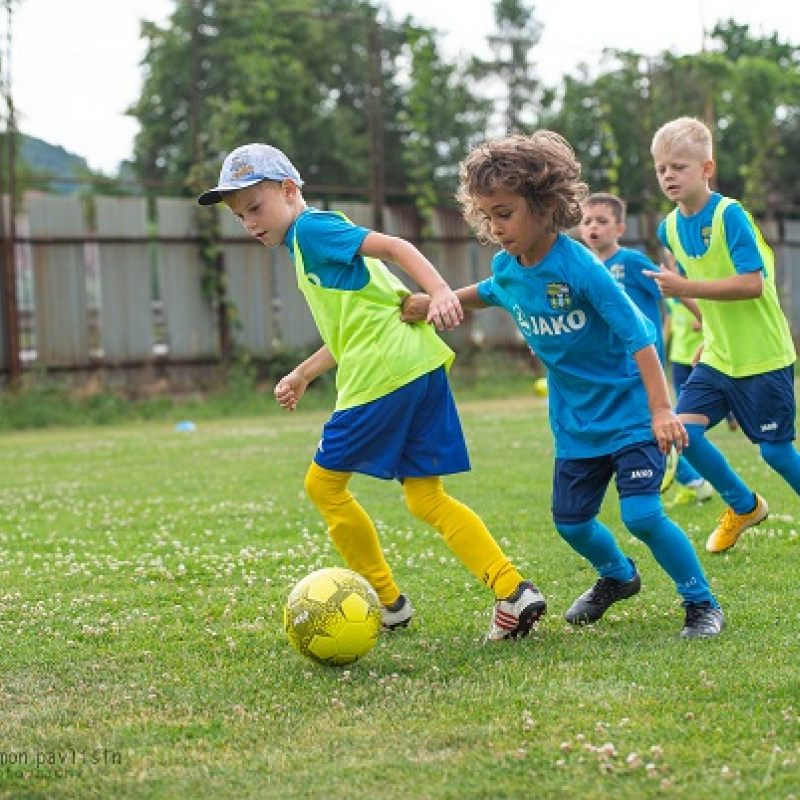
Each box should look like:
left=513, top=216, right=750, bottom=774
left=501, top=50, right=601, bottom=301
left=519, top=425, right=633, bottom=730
left=1, top=394, right=799, bottom=799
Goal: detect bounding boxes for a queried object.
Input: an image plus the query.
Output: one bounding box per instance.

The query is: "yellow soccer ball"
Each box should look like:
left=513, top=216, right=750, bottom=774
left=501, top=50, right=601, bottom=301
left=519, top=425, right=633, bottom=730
left=284, top=567, right=382, bottom=666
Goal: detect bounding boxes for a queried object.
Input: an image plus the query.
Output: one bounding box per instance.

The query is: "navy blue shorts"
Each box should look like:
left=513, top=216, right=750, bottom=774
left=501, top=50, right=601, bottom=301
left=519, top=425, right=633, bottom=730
left=676, top=363, right=796, bottom=443
left=314, top=366, right=471, bottom=480
left=552, top=440, right=664, bottom=525
left=671, top=362, right=693, bottom=397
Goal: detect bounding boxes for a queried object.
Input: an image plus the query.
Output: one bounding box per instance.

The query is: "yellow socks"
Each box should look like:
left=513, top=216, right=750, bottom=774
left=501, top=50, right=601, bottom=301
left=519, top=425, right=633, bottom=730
left=304, top=464, right=523, bottom=604
left=304, top=462, right=400, bottom=605
left=403, top=476, right=523, bottom=599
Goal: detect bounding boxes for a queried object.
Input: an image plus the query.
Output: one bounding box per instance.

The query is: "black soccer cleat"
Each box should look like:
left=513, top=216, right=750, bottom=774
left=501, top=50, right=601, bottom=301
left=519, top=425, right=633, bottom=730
left=564, top=560, right=641, bottom=625
left=680, top=601, right=725, bottom=639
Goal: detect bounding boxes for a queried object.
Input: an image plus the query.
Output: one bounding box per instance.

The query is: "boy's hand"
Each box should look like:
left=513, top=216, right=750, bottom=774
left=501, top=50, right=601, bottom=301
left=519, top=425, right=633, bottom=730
left=274, top=370, right=308, bottom=412
left=427, top=287, right=463, bottom=330
left=651, top=408, right=689, bottom=454
left=401, top=293, right=432, bottom=323
left=643, top=268, right=689, bottom=298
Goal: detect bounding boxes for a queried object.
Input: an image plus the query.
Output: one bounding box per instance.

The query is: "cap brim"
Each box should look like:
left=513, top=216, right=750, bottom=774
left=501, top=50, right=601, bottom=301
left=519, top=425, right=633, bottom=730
left=197, top=188, right=225, bottom=206
left=196, top=177, right=266, bottom=206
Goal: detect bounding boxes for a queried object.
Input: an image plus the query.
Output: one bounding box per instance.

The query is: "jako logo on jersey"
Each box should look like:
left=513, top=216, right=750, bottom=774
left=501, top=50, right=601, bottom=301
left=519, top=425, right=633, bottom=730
left=761, top=421, right=778, bottom=432
left=513, top=305, right=587, bottom=336
left=547, top=282, right=573, bottom=311
left=631, top=469, right=654, bottom=479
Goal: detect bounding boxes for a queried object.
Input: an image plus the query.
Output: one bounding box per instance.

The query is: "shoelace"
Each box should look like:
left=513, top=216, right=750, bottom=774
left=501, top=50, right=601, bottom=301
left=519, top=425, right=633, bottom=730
left=715, top=508, right=737, bottom=530
left=587, top=577, right=626, bottom=602
left=683, top=602, right=712, bottom=624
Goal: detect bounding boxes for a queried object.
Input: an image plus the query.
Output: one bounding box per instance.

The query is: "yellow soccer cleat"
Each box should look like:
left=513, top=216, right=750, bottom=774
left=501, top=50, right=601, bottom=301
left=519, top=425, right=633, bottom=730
left=660, top=446, right=678, bottom=494
left=666, top=480, right=714, bottom=508
left=706, top=494, right=769, bottom=553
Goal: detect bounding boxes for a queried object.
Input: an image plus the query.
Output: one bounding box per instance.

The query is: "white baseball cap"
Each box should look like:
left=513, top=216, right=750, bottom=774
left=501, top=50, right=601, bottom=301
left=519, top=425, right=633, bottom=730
left=197, top=143, right=304, bottom=205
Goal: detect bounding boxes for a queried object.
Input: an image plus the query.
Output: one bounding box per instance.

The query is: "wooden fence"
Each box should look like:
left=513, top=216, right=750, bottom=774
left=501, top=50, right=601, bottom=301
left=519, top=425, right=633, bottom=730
left=3, top=194, right=800, bottom=393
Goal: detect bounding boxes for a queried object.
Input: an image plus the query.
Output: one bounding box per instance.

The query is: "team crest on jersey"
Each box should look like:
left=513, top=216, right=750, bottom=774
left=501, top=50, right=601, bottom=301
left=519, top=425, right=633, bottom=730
left=547, top=282, right=573, bottom=311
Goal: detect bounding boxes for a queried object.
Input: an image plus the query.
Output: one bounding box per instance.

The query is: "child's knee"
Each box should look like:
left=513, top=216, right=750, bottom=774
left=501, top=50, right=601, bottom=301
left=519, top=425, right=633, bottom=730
left=304, top=462, right=348, bottom=507
left=683, top=422, right=707, bottom=449
left=621, top=493, right=664, bottom=540
left=403, top=477, right=443, bottom=521
left=759, top=441, right=797, bottom=473
left=555, top=519, right=596, bottom=547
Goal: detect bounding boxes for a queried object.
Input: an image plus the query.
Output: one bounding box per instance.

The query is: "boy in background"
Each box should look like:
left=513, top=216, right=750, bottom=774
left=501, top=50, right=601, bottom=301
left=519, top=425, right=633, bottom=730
left=664, top=296, right=739, bottom=506
left=578, top=193, right=714, bottom=507
left=646, top=116, right=800, bottom=552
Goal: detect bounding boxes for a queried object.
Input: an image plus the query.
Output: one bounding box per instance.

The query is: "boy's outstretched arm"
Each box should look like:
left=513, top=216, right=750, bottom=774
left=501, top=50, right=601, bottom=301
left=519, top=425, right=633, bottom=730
left=359, top=231, right=463, bottom=330
left=401, top=284, right=487, bottom=323
left=643, top=267, right=763, bottom=300
left=633, top=344, right=689, bottom=454
left=274, top=345, right=337, bottom=411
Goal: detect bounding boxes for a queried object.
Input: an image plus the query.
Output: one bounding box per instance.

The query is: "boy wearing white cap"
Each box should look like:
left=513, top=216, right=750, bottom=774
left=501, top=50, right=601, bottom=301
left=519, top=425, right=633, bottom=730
left=199, top=144, right=547, bottom=640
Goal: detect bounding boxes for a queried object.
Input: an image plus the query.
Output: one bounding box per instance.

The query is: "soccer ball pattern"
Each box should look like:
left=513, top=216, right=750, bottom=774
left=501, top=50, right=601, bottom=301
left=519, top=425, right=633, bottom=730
left=284, top=567, right=382, bottom=666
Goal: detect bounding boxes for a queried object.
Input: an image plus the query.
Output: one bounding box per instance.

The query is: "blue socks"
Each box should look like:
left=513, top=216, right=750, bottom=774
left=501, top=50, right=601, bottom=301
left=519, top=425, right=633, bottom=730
left=555, top=519, right=635, bottom=581
left=675, top=454, right=703, bottom=486
left=682, top=423, right=755, bottom=513
left=621, top=494, right=715, bottom=606
left=759, top=440, right=800, bottom=494
left=557, top=497, right=717, bottom=607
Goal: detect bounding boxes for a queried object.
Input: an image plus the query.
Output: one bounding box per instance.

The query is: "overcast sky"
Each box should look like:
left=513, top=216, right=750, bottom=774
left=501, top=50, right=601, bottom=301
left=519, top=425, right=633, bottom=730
left=7, top=0, right=797, bottom=173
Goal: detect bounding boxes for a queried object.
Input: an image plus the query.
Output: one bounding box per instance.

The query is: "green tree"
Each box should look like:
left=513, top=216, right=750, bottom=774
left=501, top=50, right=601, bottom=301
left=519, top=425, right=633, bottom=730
left=541, top=20, right=800, bottom=225
left=131, top=0, right=398, bottom=198
left=705, top=20, right=800, bottom=217
left=130, top=0, right=491, bottom=207
left=469, top=0, right=547, bottom=134
left=398, top=25, right=491, bottom=221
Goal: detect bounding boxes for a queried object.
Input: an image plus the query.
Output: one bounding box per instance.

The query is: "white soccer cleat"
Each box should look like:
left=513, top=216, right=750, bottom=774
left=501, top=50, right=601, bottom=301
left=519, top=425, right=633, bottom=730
left=487, top=582, right=547, bottom=641
left=382, top=594, right=414, bottom=630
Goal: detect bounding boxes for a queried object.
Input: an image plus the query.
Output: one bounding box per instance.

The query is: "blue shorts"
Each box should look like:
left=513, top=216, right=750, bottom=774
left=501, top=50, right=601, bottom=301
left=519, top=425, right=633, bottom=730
left=552, top=440, right=664, bottom=525
left=314, top=367, right=471, bottom=480
left=676, top=363, right=796, bottom=444
left=671, top=362, right=693, bottom=397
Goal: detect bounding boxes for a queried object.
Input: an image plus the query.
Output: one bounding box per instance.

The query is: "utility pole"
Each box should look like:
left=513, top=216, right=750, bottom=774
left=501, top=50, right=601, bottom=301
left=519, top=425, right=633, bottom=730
left=0, top=0, right=20, bottom=386
left=700, top=10, right=717, bottom=191
left=275, top=10, right=385, bottom=229
left=366, top=19, right=385, bottom=230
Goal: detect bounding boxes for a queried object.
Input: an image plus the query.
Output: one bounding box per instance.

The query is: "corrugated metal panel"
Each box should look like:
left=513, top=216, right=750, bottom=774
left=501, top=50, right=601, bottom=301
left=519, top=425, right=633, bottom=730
left=10, top=195, right=800, bottom=379
left=430, top=207, right=469, bottom=240
left=219, top=211, right=275, bottom=355
left=383, top=205, right=419, bottom=240
left=156, top=199, right=218, bottom=359
left=784, top=221, right=800, bottom=244
left=270, top=246, right=319, bottom=350
left=777, top=222, right=800, bottom=334
left=332, top=202, right=373, bottom=227
left=0, top=195, right=9, bottom=370
left=775, top=242, right=800, bottom=332
left=219, top=212, right=319, bottom=354
left=27, top=195, right=90, bottom=365
left=95, top=197, right=153, bottom=361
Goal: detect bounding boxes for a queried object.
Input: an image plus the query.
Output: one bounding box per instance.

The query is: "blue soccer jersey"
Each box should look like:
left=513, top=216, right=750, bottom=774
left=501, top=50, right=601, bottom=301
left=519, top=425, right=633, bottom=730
left=605, top=248, right=665, bottom=363
left=286, top=208, right=372, bottom=290
left=477, top=235, right=656, bottom=458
